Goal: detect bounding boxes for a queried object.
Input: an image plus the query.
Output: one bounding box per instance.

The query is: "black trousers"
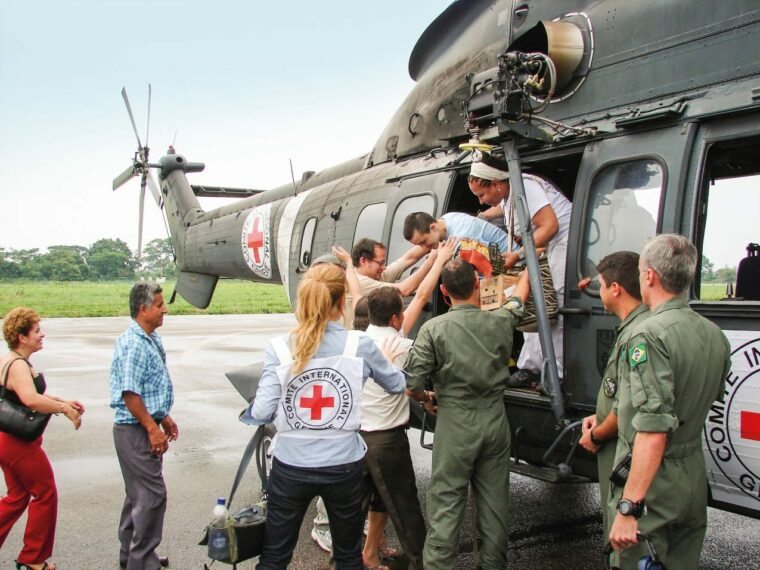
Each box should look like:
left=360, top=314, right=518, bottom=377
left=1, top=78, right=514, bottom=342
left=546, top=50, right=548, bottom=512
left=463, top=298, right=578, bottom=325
left=361, top=427, right=426, bottom=570
left=256, top=457, right=366, bottom=570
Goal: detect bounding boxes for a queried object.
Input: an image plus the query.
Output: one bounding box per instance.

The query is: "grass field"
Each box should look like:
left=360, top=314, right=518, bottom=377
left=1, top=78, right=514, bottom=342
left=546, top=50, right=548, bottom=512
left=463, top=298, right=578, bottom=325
left=0, top=279, right=291, bottom=318
left=700, top=283, right=731, bottom=301
left=0, top=280, right=735, bottom=318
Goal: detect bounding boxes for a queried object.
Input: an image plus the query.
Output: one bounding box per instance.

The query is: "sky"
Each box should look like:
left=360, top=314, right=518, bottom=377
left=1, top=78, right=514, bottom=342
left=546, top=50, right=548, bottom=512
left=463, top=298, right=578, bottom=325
left=1, top=0, right=755, bottom=270
left=0, top=0, right=450, bottom=254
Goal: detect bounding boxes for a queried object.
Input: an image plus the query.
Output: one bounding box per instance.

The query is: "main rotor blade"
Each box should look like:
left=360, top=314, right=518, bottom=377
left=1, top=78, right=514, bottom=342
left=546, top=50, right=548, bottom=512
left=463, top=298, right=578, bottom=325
left=122, top=87, right=143, bottom=149
left=137, top=179, right=146, bottom=259
left=146, top=171, right=162, bottom=207
left=113, top=164, right=136, bottom=191
left=145, top=83, right=152, bottom=152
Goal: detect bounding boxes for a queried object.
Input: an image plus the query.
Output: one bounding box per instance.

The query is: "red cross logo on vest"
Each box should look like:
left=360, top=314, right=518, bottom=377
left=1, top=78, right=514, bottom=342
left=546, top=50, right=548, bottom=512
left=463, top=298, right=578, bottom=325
left=247, top=215, right=264, bottom=264
left=299, top=384, right=335, bottom=420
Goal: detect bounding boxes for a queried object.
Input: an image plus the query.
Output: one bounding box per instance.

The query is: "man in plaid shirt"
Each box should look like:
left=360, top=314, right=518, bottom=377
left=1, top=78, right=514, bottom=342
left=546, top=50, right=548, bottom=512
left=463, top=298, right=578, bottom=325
left=110, top=283, right=177, bottom=570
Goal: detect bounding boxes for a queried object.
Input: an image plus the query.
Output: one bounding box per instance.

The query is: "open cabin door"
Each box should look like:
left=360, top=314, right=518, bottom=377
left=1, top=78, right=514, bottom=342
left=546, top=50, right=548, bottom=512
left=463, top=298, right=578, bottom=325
left=563, top=124, right=696, bottom=410
left=385, top=169, right=453, bottom=337
left=688, top=114, right=760, bottom=519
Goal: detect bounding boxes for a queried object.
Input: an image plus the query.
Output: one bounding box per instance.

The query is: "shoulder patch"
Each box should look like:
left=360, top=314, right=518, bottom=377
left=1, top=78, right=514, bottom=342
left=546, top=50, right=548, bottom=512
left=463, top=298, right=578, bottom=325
left=629, top=343, right=648, bottom=367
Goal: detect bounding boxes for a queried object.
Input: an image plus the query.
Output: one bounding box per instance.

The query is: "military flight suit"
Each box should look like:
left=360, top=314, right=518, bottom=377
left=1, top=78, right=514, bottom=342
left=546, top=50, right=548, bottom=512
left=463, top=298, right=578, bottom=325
left=596, top=304, right=650, bottom=537
left=609, top=298, right=730, bottom=570
left=405, top=300, right=523, bottom=570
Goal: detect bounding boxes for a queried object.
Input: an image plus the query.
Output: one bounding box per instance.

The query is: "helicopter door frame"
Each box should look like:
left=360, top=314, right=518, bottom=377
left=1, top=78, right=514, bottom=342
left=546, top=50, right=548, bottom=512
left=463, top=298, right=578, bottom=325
left=686, top=113, right=760, bottom=520
left=563, top=123, right=697, bottom=409
left=384, top=170, right=452, bottom=336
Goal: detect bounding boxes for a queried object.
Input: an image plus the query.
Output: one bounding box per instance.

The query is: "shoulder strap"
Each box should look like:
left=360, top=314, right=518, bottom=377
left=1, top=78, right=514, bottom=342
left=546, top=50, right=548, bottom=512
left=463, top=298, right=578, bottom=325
left=0, top=358, right=25, bottom=392
left=343, top=330, right=360, bottom=357
left=271, top=336, right=293, bottom=366
left=227, top=424, right=266, bottom=508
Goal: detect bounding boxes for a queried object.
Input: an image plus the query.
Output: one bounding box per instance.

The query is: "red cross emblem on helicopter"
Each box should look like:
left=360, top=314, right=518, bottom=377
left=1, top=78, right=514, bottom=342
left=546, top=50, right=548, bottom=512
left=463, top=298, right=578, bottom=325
left=241, top=205, right=272, bottom=279
left=743, top=411, right=760, bottom=442
left=246, top=215, right=265, bottom=264
left=704, top=335, right=760, bottom=503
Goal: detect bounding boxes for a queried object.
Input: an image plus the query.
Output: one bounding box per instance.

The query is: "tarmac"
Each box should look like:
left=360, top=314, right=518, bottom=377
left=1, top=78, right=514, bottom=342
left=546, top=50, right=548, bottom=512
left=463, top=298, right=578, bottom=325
left=1, top=314, right=758, bottom=569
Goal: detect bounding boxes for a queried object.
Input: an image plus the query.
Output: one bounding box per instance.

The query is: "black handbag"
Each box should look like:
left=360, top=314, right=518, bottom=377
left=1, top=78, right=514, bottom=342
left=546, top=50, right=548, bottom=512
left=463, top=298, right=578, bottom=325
left=0, top=359, right=51, bottom=441
left=200, top=424, right=268, bottom=568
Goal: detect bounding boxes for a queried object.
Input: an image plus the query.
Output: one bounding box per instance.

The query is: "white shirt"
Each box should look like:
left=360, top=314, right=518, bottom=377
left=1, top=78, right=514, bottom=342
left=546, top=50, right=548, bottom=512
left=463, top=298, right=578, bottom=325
left=503, top=174, right=572, bottom=246
left=361, top=324, right=413, bottom=431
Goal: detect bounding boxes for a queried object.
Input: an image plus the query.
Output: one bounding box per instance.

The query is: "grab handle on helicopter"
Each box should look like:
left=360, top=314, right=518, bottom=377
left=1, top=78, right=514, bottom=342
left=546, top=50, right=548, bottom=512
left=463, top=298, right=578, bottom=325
left=419, top=410, right=435, bottom=450
left=541, top=419, right=583, bottom=479
left=558, top=306, right=592, bottom=316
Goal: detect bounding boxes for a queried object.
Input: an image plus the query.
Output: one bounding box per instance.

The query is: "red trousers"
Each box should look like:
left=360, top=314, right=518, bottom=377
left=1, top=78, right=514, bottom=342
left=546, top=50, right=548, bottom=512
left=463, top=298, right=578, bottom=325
left=0, top=433, right=57, bottom=565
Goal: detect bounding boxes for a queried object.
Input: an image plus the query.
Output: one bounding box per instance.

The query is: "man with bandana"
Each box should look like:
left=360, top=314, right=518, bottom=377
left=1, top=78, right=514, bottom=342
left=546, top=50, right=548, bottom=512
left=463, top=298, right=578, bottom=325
left=467, top=153, right=572, bottom=385
left=608, top=234, right=730, bottom=569
left=577, top=252, right=650, bottom=553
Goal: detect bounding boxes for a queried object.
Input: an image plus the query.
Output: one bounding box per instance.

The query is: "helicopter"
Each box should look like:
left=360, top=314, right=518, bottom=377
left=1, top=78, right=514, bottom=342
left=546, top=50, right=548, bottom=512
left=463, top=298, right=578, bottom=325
left=113, top=0, right=760, bottom=520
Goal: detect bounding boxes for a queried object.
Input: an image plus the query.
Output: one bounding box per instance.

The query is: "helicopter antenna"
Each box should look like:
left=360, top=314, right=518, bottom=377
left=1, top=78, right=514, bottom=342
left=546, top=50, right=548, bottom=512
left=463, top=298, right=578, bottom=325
left=289, top=159, right=297, bottom=193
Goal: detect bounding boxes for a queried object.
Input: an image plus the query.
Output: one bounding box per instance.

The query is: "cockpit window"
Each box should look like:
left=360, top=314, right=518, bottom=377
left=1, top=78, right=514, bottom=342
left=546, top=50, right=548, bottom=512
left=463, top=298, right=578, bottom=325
left=581, top=160, right=663, bottom=285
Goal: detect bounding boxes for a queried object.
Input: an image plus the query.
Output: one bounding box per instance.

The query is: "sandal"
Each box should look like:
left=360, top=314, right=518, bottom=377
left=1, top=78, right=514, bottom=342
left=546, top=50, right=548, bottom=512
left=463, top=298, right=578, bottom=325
left=16, top=562, right=56, bottom=570
left=379, top=546, right=401, bottom=559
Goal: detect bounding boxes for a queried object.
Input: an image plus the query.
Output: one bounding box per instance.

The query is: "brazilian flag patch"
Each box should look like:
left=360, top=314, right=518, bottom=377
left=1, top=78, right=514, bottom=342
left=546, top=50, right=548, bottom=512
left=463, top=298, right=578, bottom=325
left=629, top=343, right=648, bottom=367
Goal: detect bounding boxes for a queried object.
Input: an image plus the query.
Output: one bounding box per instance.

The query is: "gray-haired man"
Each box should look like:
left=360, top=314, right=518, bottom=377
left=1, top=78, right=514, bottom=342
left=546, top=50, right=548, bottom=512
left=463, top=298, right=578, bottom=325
left=110, top=283, right=176, bottom=570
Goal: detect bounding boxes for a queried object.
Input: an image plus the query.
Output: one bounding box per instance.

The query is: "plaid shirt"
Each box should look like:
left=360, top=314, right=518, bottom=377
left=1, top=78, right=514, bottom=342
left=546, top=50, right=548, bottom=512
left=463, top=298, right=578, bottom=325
left=110, top=320, right=174, bottom=424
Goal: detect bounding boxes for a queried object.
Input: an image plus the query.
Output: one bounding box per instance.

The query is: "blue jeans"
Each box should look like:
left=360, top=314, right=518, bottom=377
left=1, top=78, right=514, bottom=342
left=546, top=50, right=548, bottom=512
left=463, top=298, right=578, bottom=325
left=256, top=457, right=367, bottom=570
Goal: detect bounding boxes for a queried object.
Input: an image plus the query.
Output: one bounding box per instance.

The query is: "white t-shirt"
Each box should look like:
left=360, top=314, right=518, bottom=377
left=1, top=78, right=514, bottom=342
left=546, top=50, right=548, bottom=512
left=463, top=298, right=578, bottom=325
left=503, top=174, right=572, bottom=246
left=360, top=324, right=412, bottom=431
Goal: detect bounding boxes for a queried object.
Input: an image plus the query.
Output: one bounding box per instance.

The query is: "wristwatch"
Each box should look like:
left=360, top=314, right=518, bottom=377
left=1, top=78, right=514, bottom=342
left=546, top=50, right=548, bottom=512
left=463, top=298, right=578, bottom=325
left=589, top=429, right=603, bottom=446
left=617, top=498, right=647, bottom=519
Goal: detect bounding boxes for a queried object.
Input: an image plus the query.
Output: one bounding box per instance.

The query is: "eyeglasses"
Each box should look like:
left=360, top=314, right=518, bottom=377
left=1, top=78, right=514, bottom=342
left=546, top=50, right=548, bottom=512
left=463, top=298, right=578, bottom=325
left=369, top=257, right=387, bottom=267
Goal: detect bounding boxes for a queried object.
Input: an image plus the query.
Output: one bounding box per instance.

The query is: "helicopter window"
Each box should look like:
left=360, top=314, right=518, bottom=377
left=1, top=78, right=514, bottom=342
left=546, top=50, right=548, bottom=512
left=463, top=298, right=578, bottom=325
left=387, top=194, right=436, bottom=280
left=581, top=160, right=662, bottom=286
left=299, top=217, right=317, bottom=268
left=698, top=170, right=760, bottom=301
left=353, top=203, right=387, bottom=245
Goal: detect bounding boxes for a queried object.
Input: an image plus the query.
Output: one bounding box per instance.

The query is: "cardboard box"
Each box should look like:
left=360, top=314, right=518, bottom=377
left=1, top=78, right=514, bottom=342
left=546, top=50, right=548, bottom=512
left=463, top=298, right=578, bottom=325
left=480, top=273, right=520, bottom=311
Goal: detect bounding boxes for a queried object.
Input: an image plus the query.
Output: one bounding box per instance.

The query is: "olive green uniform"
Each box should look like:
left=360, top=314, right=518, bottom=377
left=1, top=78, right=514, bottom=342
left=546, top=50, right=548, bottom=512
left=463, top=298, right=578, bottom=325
left=405, top=301, right=523, bottom=570
left=596, top=304, right=650, bottom=536
left=610, top=298, right=730, bottom=569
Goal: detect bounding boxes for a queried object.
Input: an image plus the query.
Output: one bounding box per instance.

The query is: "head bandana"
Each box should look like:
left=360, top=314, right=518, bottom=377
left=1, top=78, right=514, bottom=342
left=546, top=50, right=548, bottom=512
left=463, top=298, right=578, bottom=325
left=470, top=160, right=509, bottom=181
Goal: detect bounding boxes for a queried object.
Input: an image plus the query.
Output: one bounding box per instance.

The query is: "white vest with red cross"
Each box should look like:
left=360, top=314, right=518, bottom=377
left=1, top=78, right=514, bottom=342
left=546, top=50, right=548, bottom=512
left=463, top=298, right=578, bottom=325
left=271, top=331, right=364, bottom=439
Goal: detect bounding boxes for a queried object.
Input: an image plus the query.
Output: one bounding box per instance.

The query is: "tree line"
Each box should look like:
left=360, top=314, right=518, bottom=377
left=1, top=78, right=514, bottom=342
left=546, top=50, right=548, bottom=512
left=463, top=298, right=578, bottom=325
left=0, top=241, right=737, bottom=284
left=700, top=255, right=738, bottom=284
left=0, top=238, right=177, bottom=281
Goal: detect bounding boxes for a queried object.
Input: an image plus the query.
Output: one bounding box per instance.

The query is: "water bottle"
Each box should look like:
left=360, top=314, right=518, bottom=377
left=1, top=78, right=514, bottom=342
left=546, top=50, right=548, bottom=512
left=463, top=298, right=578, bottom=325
left=208, top=497, right=230, bottom=560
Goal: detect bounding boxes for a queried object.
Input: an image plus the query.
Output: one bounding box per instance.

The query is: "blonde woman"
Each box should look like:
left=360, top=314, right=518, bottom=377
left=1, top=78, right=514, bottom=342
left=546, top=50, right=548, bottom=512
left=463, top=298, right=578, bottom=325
left=243, top=264, right=405, bottom=569
left=0, top=308, right=83, bottom=570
